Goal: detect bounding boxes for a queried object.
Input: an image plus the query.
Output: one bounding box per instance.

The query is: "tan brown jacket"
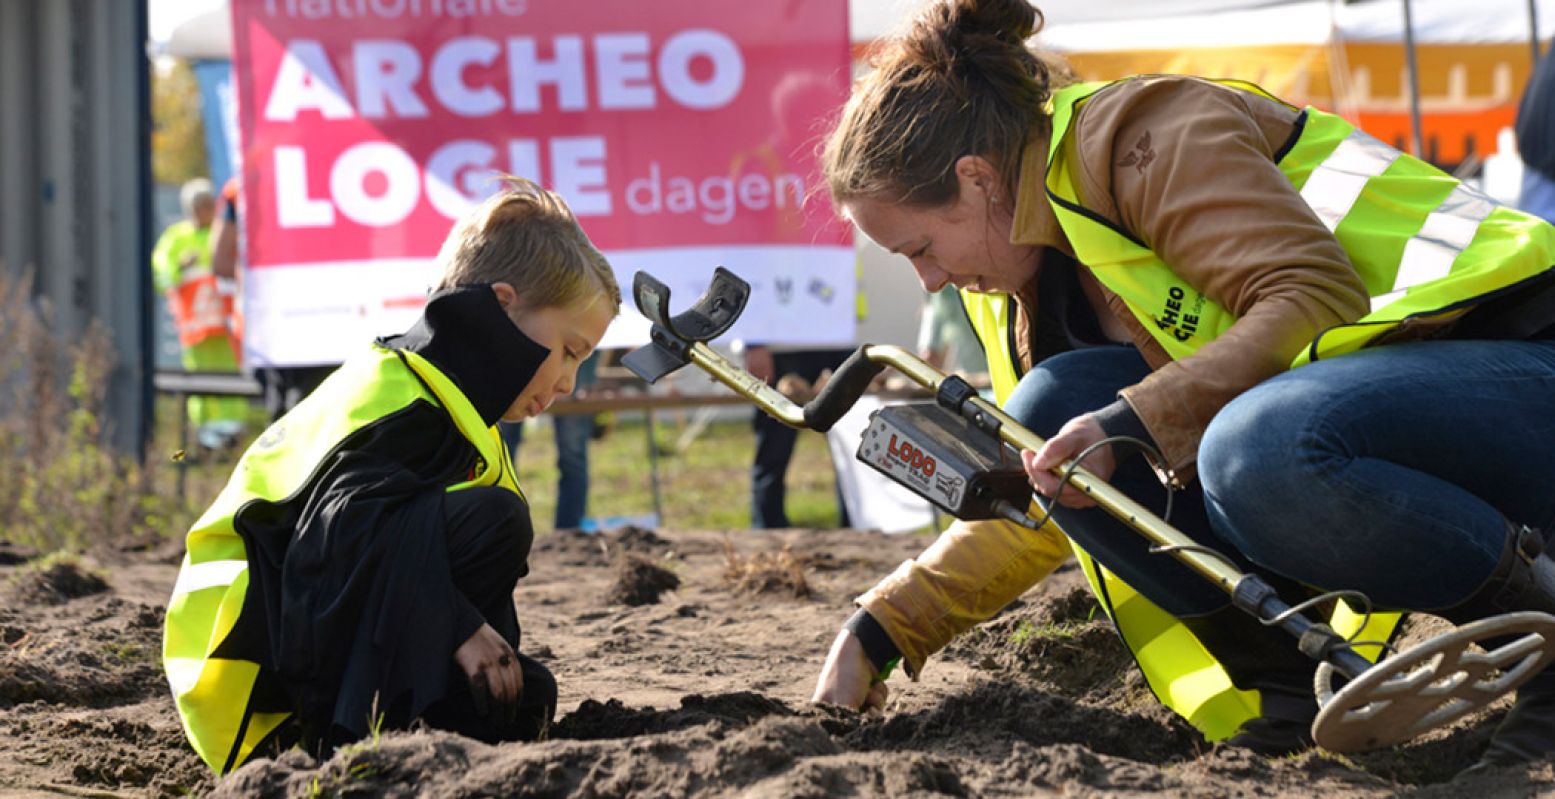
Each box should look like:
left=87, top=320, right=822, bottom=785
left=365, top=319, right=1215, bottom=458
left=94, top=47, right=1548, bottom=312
left=1009, top=75, right=1370, bottom=480
left=859, top=75, right=1383, bottom=676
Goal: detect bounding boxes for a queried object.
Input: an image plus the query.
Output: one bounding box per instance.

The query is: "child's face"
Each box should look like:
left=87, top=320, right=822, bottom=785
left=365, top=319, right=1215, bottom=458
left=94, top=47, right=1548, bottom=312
left=496, top=285, right=614, bottom=423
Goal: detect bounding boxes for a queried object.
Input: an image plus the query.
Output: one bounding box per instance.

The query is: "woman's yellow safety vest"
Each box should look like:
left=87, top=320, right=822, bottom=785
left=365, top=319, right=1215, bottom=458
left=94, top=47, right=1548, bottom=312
left=959, top=75, right=1555, bottom=741
left=162, top=344, right=523, bottom=773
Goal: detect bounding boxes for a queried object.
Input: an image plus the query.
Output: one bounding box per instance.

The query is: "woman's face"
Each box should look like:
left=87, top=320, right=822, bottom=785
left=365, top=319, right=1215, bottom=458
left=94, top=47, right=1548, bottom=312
left=846, top=156, right=1040, bottom=296
left=493, top=283, right=615, bottom=423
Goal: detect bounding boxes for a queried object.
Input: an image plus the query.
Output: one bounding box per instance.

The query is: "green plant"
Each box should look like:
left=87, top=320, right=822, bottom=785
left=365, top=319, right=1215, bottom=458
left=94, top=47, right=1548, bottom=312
left=0, top=270, right=193, bottom=551
left=1009, top=619, right=1083, bottom=648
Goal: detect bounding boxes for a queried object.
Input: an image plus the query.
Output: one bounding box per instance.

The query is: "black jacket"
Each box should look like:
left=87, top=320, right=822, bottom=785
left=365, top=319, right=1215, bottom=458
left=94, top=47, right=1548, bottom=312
left=215, top=286, right=549, bottom=742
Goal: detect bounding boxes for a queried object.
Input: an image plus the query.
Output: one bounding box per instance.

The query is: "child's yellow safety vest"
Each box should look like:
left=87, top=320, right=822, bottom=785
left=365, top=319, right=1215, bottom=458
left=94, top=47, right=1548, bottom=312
left=162, top=344, right=523, bottom=773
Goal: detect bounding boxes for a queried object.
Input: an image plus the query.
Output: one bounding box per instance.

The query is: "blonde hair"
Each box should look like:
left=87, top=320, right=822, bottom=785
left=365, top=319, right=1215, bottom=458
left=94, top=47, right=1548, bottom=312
left=823, top=0, right=1073, bottom=208
left=433, top=176, right=622, bottom=315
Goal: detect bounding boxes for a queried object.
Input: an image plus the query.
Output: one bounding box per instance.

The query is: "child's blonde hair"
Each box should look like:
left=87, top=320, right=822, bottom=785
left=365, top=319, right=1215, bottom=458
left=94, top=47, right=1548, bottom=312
left=434, top=176, right=622, bottom=314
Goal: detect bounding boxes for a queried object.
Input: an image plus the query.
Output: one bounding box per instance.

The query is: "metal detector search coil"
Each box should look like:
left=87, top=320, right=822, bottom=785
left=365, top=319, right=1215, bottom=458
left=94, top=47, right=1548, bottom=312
left=859, top=403, right=1032, bottom=521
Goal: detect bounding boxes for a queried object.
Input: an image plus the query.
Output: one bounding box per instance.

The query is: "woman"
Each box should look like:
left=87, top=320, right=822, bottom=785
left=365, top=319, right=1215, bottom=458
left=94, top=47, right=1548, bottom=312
left=811, top=0, right=1555, bottom=770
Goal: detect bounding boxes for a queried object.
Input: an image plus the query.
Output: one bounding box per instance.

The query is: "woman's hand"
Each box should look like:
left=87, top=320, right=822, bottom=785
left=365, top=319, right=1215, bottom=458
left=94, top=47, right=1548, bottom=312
left=1021, top=414, right=1113, bottom=509
left=811, top=629, right=889, bottom=712
left=455, top=623, right=524, bottom=721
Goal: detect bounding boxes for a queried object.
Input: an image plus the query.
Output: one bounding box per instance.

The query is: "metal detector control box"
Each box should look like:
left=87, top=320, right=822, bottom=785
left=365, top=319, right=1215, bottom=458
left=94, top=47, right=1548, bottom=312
left=858, top=402, right=1033, bottom=520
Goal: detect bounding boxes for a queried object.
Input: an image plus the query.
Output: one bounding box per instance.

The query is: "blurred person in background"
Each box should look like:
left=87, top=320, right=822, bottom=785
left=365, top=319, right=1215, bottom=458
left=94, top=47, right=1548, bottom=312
left=153, top=177, right=247, bottom=452
left=916, top=285, right=989, bottom=376
left=1518, top=39, right=1555, bottom=223
left=732, top=71, right=860, bottom=530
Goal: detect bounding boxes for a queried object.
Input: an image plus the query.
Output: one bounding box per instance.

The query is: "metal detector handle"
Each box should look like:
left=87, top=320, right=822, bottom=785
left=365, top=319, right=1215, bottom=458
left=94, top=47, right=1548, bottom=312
left=802, top=346, right=886, bottom=432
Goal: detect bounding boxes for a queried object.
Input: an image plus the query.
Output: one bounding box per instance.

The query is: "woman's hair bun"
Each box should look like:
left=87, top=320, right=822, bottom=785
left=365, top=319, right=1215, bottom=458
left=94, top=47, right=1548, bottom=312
left=951, top=0, right=1042, bottom=46
left=899, top=0, right=1046, bottom=85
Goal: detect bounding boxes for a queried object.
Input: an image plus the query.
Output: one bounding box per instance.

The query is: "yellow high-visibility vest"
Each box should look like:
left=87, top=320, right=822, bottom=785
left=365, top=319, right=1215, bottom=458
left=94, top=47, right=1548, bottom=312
left=162, top=343, right=523, bottom=773
left=960, top=74, right=1554, bottom=740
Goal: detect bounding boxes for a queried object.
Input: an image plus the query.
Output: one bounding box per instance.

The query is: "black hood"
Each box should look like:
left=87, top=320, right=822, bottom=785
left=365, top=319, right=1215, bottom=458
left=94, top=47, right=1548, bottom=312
left=380, top=285, right=550, bottom=426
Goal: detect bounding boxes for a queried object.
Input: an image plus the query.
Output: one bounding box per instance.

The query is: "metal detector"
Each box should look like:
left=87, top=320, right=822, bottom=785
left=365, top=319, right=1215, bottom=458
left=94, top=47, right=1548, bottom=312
left=622, top=266, right=1555, bottom=753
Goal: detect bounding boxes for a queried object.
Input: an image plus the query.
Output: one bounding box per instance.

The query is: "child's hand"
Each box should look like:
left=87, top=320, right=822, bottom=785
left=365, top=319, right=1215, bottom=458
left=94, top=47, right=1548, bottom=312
left=455, top=623, right=524, bottom=723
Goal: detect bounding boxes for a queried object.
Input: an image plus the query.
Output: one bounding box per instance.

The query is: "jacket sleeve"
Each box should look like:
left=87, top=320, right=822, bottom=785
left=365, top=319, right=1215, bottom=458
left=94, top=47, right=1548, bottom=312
left=857, top=514, right=1072, bottom=678
left=1069, top=77, right=1369, bottom=477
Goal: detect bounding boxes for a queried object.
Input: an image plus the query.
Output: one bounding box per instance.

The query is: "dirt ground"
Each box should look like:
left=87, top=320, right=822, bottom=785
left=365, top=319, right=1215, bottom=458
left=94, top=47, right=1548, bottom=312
left=3, top=527, right=1554, bottom=798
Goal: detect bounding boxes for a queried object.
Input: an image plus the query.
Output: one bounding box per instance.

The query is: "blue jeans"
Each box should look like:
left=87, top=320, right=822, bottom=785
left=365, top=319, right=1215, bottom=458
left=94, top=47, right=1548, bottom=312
left=501, top=415, right=594, bottom=530
left=1200, top=339, right=1555, bottom=611
left=1005, top=346, right=1254, bottom=617
left=1007, top=339, right=1555, bottom=617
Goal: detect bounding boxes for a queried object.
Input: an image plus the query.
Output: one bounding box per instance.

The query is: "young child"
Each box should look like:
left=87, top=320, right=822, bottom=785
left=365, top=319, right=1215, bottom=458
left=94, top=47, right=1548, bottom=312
left=163, top=178, right=621, bottom=774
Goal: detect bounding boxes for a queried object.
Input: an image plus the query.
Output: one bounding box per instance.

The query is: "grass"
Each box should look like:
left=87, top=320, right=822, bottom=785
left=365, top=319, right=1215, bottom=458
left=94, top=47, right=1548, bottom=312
left=511, top=410, right=844, bottom=532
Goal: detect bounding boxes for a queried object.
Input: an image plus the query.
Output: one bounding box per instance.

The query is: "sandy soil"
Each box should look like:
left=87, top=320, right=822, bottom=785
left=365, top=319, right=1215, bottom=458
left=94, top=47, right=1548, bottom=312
left=2, top=527, right=1552, bottom=798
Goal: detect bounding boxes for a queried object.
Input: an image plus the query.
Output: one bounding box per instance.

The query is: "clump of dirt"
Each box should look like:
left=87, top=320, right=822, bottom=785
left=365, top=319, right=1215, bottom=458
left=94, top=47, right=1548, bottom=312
left=612, top=524, right=669, bottom=552
left=944, top=586, right=1138, bottom=704
left=533, top=525, right=675, bottom=568
left=0, top=541, right=40, bottom=566
left=848, top=679, right=1201, bottom=765
left=606, top=553, right=681, bottom=606
left=720, top=539, right=811, bottom=598
left=553, top=691, right=795, bottom=740
left=8, top=557, right=110, bottom=606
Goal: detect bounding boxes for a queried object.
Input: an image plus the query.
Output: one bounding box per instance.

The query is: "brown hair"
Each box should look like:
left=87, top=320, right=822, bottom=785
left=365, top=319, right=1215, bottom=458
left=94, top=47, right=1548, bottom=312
left=823, top=0, right=1070, bottom=209
left=433, top=176, right=622, bottom=315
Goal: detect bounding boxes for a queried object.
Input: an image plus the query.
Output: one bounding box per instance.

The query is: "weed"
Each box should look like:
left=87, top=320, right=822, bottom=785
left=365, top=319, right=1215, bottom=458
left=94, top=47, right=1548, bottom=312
left=0, top=270, right=191, bottom=551
left=366, top=692, right=385, bottom=749
left=1009, top=619, right=1082, bottom=648
left=100, top=640, right=146, bottom=665
left=720, top=537, right=812, bottom=598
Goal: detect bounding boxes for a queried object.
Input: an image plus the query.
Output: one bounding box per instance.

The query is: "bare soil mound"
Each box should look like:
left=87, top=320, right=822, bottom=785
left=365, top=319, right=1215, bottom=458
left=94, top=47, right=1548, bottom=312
left=1, top=528, right=1551, bottom=798
left=605, top=553, right=681, bottom=606
left=0, top=574, right=211, bottom=797
left=9, top=558, right=111, bottom=605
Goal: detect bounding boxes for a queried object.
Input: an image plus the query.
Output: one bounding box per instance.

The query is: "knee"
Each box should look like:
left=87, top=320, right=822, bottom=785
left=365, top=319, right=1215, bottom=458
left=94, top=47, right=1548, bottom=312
left=1004, top=348, right=1149, bottom=437
left=1199, top=385, right=1321, bottom=558
left=450, top=486, right=534, bottom=569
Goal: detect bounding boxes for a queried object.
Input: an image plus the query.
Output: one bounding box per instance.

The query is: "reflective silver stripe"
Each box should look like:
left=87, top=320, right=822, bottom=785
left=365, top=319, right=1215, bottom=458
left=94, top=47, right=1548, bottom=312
left=1371, top=184, right=1499, bottom=310
left=1300, top=130, right=1400, bottom=232
left=1394, top=185, right=1497, bottom=289
left=171, top=559, right=247, bottom=597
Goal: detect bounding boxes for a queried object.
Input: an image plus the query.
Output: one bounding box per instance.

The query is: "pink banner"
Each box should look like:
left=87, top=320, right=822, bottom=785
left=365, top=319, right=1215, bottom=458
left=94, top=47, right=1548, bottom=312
left=231, top=0, right=855, bottom=364
left=234, top=0, right=853, bottom=262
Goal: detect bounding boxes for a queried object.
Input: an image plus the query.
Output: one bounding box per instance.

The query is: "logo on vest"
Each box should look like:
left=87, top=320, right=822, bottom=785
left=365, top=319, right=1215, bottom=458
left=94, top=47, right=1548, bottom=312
left=1156, top=286, right=1204, bottom=342
left=255, top=422, right=287, bottom=450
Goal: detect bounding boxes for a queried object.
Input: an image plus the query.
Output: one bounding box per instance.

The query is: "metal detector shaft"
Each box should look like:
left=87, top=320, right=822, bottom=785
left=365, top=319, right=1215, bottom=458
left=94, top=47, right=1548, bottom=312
left=685, top=340, right=1230, bottom=583
left=683, top=338, right=1376, bottom=678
